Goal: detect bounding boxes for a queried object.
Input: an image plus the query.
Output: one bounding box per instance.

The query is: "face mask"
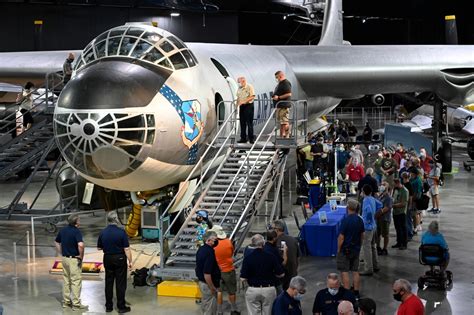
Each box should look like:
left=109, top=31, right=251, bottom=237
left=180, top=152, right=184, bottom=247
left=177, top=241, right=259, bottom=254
left=328, top=288, right=339, bottom=296
left=393, top=292, right=403, bottom=301
left=294, top=293, right=304, bottom=301
left=379, top=186, right=386, bottom=193
left=420, top=153, right=426, bottom=158
left=212, top=239, right=219, bottom=248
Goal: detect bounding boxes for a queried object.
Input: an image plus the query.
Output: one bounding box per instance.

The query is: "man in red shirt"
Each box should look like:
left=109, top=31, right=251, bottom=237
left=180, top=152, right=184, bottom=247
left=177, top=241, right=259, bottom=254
left=209, top=225, right=240, bottom=315
left=392, top=279, right=424, bottom=315
left=419, top=147, right=432, bottom=175
left=345, top=158, right=365, bottom=195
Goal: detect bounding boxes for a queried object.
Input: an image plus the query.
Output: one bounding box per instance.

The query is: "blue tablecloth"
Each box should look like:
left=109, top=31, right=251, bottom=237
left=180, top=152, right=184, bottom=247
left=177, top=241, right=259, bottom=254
left=301, top=204, right=347, bottom=257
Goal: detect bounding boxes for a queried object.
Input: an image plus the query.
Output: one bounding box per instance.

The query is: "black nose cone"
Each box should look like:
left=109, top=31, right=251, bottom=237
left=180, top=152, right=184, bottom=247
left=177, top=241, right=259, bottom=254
left=58, top=58, right=172, bottom=110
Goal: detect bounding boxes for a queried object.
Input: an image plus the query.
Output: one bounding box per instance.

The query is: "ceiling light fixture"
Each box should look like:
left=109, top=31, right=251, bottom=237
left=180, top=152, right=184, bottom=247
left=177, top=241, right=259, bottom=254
left=170, top=12, right=180, bottom=17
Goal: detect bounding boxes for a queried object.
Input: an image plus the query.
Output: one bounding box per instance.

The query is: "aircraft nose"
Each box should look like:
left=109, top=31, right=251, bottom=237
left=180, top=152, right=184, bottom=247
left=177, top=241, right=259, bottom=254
left=58, top=58, right=172, bottom=110
left=54, top=59, right=171, bottom=179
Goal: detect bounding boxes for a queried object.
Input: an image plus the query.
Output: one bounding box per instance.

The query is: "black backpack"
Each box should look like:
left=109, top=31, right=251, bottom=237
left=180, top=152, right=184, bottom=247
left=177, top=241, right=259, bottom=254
left=131, top=267, right=149, bottom=287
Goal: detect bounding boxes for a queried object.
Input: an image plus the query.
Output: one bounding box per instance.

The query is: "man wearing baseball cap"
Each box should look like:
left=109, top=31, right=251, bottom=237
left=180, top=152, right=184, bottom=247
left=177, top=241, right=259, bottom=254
left=209, top=225, right=240, bottom=315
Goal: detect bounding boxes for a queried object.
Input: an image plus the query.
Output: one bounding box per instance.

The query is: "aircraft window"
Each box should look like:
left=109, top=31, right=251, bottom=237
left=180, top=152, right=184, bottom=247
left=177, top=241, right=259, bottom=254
left=142, top=47, right=164, bottom=63
left=95, top=31, right=109, bottom=43
left=119, top=37, right=137, bottom=56
left=107, top=37, right=121, bottom=55
left=181, top=49, right=196, bottom=67
left=75, top=58, right=84, bottom=70
left=157, top=58, right=173, bottom=70
left=130, top=41, right=152, bottom=59
left=142, top=32, right=162, bottom=43
left=159, top=40, right=175, bottom=53
left=110, top=28, right=126, bottom=37
left=169, top=52, right=187, bottom=70
left=126, top=27, right=145, bottom=37
left=210, top=58, right=230, bottom=78
left=83, top=48, right=95, bottom=64
left=95, top=40, right=107, bottom=58
left=168, top=36, right=186, bottom=49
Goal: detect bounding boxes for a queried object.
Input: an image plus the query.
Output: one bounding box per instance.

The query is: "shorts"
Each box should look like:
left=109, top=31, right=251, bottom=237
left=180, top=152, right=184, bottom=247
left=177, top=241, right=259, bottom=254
left=429, top=185, right=439, bottom=196
left=277, top=108, right=289, bottom=124
left=337, top=250, right=360, bottom=272
left=20, top=108, right=34, bottom=127
left=220, top=270, right=237, bottom=295
left=377, top=220, right=390, bottom=237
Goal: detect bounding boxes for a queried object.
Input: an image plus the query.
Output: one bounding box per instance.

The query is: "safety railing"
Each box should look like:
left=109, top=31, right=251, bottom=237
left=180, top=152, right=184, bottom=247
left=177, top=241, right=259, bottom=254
left=159, top=101, right=238, bottom=267
left=0, top=72, right=62, bottom=137
left=211, top=107, right=277, bottom=224
left=273, top=100, right=309, bottom=147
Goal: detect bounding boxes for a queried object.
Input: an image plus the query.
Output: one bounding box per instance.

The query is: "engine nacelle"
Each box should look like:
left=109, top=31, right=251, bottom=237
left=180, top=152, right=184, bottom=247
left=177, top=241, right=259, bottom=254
left=371, top=94, right=385, bottom=106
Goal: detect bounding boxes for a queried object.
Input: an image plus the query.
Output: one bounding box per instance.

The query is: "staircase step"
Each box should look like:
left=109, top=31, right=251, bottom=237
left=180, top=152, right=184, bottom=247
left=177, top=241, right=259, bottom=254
left=168, top=255, right=196, bottom=262
left=172, top=248, right=198, bottom=255
left=199, top=202, right=245, bottom=208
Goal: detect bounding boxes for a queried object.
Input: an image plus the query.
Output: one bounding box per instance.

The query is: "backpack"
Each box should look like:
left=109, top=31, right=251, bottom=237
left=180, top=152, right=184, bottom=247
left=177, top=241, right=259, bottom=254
left=415, top=194, right=430, bottom=210
left=131, top=267, right=149, bottom=287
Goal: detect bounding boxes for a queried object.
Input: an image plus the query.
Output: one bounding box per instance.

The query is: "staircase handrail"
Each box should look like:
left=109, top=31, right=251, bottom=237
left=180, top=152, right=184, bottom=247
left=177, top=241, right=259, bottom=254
left=0, top=72, right=62, bottom=135
left=160, top=101, right=237, bottom=231
left=215, top=127, right=276, bottom=225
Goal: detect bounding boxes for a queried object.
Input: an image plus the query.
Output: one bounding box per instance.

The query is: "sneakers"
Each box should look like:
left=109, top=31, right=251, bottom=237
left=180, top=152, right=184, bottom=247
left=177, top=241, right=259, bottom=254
left=237, top=139, right=247, bottom=144
left=118, top=306, right=131, bottom=313
left=379, top=249, right=388, bottom=256
left=62, top=301, right=72, bottom=308
left=72, top=304, right=89, bottom=311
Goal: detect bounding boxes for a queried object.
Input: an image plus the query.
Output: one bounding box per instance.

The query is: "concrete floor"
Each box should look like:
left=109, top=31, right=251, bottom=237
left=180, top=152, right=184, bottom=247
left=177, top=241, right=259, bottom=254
left=0, top=146, right=473, bottom=314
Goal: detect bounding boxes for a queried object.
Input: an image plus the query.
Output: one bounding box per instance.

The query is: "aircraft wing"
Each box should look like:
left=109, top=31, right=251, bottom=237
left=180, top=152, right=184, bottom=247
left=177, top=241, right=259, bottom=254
left=277, top=45, right=474, bottom=106
left=0, top=50, right=81, bottom=86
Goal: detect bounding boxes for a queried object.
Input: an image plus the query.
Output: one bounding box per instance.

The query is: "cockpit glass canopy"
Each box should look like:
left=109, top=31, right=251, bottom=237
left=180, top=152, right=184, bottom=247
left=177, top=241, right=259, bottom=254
left=75, top=25, right=198, bottom=72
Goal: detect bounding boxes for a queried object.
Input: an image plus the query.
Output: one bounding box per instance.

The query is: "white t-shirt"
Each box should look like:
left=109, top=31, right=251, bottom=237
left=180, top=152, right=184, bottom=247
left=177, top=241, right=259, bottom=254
left=20, top=89, right=33, bottom=111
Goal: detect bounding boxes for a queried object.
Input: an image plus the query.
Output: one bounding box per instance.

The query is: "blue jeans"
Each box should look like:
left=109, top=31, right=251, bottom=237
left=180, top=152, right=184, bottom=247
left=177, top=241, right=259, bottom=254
left=375, top=173, right=383, bottom=185
left=406, top=209, right=414, bottom=238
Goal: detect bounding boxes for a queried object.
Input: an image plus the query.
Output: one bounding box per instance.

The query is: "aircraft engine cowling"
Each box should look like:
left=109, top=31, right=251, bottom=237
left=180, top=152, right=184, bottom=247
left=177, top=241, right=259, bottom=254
left=371, top=94, right=385, bottom=106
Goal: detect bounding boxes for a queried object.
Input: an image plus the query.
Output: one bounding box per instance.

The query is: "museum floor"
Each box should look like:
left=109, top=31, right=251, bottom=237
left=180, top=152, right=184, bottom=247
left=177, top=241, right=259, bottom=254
left=0, top=146, right=472, bottom=314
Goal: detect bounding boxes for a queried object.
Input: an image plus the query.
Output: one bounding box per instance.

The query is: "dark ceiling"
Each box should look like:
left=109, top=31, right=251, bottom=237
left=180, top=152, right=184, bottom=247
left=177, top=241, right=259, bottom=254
left=0, top=0, right=472, bottom=47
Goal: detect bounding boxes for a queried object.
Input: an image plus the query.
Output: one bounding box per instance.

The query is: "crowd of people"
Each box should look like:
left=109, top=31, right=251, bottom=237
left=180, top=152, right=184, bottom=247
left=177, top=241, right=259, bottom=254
left=194, top=211, right=445, bottom=315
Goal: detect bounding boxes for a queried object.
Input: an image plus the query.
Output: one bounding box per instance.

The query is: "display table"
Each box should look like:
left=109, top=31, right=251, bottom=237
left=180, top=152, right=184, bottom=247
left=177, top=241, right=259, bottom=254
left=301, top=204, right=347, bottom=257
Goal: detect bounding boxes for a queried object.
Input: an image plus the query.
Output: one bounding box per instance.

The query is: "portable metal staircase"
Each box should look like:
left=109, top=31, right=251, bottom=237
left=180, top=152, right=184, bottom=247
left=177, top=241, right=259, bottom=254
left=0, top=73, right=62, bottom=179
left=157, top=99, right=307, bottom=280
left=0, top=119, right=55, bottom=179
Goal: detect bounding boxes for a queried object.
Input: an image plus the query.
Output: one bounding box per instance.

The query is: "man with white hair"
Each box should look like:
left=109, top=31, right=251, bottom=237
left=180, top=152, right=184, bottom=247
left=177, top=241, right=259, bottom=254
left=97, top=211, right=133, bottom=313
left=241, top=234, right=285, bottom=315
left=337, top=300, right=354, bottom=315
left=236, top=76, right=255, bottom=144
left=392, top=279, right=424, bottom=315
left=313, top=273, right=357, bottom=315
left=272, top=276, right=306, bottom=315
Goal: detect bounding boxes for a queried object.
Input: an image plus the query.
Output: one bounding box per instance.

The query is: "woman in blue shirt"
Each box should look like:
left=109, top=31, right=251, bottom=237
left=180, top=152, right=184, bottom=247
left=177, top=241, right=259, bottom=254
left=421, top=220, right=449, bottom=271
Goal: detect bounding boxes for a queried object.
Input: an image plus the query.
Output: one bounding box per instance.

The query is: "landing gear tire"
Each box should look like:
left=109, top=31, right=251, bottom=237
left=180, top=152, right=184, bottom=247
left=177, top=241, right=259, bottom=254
left=464, top=162, right=472, bottom=172
left=437, top=141, right=452, bottom=173
left=45, top=222, right=57, bottom=233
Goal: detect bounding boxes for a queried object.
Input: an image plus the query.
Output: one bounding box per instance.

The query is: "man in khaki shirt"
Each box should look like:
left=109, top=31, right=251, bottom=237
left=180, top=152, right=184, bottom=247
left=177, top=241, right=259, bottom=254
left=236, top=77, right=255, bottom=143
